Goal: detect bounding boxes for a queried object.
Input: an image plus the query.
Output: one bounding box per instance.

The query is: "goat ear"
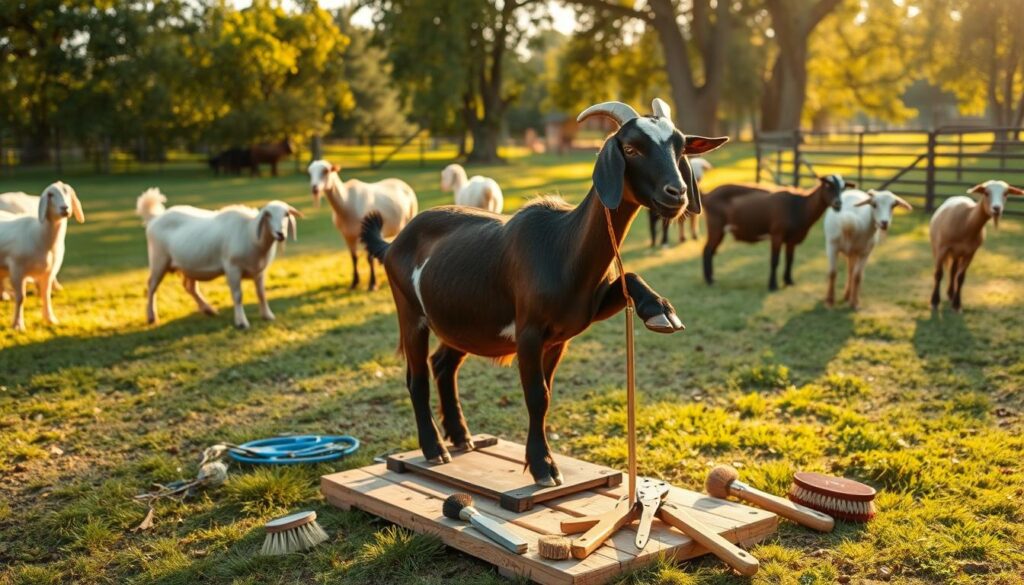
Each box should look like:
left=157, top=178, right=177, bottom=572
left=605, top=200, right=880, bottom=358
left=844, top=181, right=857, bottom=189
left=682, top=135, right=729, bottom=155
left=593, top=138, right=625, bottom=209
left=894, top=196, right=913, bottom=210
left=967, top=183, right=987, bottom=195
left=330, top=164, right=340, bottom=173
left=66, top=184, right=85, bottom=223
left=288, top=213, right=298, bottom=242
left=1007, top=185, right=1024, bottom=196
left=286, top=204, right=304, bottom=219
left=680, top=157, right=703, bottom=215
left=38, top=188, right=51, bottom=223
left=257, top=208, right=268, bottom=240
left=855, top=197, right=873, bottom=207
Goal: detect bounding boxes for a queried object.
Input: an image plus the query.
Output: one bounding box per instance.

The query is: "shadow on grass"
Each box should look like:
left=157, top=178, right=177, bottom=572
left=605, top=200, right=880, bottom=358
left=772, top=305, right=855, bottom=382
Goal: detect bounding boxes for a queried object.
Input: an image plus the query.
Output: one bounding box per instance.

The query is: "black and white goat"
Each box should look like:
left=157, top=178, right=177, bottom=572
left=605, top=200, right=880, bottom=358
left=362, top=99, right=727, bottom=486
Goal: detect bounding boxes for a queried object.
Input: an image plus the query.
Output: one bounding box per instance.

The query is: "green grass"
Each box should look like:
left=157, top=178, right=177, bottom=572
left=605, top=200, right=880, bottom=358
left=1, top=145, right=1023, bottom=584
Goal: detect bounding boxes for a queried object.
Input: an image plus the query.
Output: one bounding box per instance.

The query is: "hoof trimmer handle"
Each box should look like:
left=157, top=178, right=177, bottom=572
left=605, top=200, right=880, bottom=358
left=659, top=503, right=759, bottom=576
left=561, top=497, right=636, bottom=560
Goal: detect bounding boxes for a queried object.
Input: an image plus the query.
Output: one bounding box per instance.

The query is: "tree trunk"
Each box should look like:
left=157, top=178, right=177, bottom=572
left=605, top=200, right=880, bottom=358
left=20, top=126, right=51, bottom=165
left=761, top=47, right=808, bottom=132
left=466, top=97, right=504, bottom=164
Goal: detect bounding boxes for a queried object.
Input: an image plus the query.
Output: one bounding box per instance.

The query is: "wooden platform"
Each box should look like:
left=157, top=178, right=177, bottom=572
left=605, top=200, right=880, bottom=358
left=322, top=440, right=778, bottom=585
left=386, top=434, right=622, bottom=512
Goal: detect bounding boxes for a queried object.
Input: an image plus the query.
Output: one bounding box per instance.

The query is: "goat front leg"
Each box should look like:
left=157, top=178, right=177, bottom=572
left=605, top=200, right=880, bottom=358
left=226, top=267, right=250, bottom=329
left=346, top=239, right=360, bottom=289
left=825, top=242, right=838, bottom=307
left=783, top=241, right=797, bottom=286
left=430, top=344, right=473, bottom=451
left=660, top=218, right=670, bottom=247
left=10, top=270, right=27, bottom=331
left=946, top=257, right=959, bottom=301
left=768, top=237, right=782, bottom=291
left=255, top=272, right=275, bottom=321
left=594, top=273, right=684, bottom=333
left=39, top=275, right=57, bottom=325
left=368, top=255, right=378, bottom=291
left=952, top=253, right=974, bottom=312
left=850, top=256, right=867, bottom=310
left=517, top=328, right=561, bottom=486
left=648, top=210, right=658, bottom=248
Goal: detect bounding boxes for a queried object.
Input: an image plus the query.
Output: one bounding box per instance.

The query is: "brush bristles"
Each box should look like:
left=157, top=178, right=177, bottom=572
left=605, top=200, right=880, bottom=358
left=443, top=493, right=474, bottom=520
left=260, top=519, right=330, bottom=555
left=706, top=465, right=739, bottom=499
left=788, top=484, right=876, bottom=522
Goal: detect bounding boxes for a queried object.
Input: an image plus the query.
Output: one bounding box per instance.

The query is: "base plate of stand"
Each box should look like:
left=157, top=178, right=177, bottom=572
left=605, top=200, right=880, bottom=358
left=385, top=434, right=623, bottom=512
left=323, top=436, right=778, bottom=585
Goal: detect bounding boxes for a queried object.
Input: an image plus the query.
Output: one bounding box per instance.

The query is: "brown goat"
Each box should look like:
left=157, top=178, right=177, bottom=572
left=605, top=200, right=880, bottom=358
left=929, top=180, right=1023, bottom=311
left=250, top=139, right=294, bottom=177
left=702, top=176, right=851, bottom=290
left=362, top=99, right=727, bottom=486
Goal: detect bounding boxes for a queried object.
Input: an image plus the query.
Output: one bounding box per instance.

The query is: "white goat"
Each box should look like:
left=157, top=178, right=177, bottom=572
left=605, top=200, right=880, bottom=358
left=308, top=159, right=418, bottom=290
left=929, top=180, right=1023, bottom=311
left=440, top=163, right=504, bottom=213
left=0, top=182, right=85, bottom=330
left=136, top=188, right=303, bottom=329
left=0, top=191, right=68, bottom=293
left=823, top=189, right=912, bottom=309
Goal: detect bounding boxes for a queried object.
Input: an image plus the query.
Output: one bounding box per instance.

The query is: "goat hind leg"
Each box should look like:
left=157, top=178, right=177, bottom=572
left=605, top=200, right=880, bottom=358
left=946, top=257, right=959, bottom=301
left=430, top=344, right=473, bottom=451
left=783, top=242, right=797, bottom=286
left=184, top=277, right=217, bottom=316
left=930, top=257, right=944, bottom=309
left=952, top=253, right=974, bottom=312
left=769, top=238, right=782, bottom=291
left=406, top=323, right=450, bottom=463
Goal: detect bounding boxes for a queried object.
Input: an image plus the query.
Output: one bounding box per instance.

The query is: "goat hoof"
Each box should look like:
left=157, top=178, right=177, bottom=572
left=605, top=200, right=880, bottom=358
left=535, top=475, right=558, bottom=487
left=452, top=440, right=475, bottom=452
left=202, top=307, right=217, bottom=316
left=645, top=313, right=683, bottom=334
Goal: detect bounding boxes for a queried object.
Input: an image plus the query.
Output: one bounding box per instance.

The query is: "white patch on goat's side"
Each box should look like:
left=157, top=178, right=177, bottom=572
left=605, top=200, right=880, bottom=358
left=636, top=117, right=675, bottom=142
left=499, top=322, right=516, bottom=341
left=412, top=257, right=430, bottom=315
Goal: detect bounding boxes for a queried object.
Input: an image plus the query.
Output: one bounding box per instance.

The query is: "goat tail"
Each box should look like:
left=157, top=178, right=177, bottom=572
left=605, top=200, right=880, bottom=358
left=361, top=211, right=390, bottom=261
left=136, top=187, right=167, bottom=225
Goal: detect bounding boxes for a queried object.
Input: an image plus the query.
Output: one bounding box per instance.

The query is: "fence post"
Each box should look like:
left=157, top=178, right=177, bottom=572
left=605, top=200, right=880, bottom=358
left=791, top=130, right=801, bottom=187
left=925, top=130, right=937, bottom=212
left=754, top=133, right=762, bottom=183
left=857, top=132, right=864, bottom=185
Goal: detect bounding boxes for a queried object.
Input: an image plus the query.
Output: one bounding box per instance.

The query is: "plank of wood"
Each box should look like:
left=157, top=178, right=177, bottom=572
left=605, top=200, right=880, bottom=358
left=386, top=434, right=621, bottom=512
left=322, top=466, right=625, bottom=585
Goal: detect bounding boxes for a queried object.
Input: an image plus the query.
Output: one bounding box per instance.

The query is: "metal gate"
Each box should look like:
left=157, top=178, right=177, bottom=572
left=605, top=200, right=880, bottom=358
left=754, top=127, right=1024, bottom=214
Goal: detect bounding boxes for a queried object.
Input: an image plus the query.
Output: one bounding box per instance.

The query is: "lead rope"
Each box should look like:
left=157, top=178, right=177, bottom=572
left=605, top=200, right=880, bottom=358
left=603, top=206, right=637, bottom=504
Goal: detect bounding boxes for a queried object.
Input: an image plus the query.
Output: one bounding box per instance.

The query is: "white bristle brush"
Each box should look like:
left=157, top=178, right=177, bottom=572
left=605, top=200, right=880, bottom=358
left=260, top=511, right=330, bottom=555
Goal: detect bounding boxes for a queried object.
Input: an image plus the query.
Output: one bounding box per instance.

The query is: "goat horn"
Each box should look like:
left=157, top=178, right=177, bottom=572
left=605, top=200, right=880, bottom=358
left=651, top=98, right=671, bottom=120
left=577, top=101, right=640, bottom=127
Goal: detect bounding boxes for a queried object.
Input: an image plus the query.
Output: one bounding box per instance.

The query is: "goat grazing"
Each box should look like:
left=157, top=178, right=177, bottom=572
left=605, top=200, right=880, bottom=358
left=136, top=188, right=302, bottom=328
left=0, top=182, right=85, bottom=330
left=824, top=189, right=912, bottom=309
left=702, top=175, right=852, bottom=290
left=929, top=180, right=1023, bottom=311
left=361, top=99, right=727, bottom=486
left=648, top=156, right=711, bottom=247
left=308, top=160, right=418, bottom=290
left=440, top=164, right=504, bottom=213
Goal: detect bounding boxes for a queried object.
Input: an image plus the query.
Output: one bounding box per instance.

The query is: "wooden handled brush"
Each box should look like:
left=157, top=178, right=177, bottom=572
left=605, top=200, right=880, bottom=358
left=788, top=471, right=877, bottom=522
left=706, top=465, right=835, bottom=532
left=443, top=493, right=528, bottom=554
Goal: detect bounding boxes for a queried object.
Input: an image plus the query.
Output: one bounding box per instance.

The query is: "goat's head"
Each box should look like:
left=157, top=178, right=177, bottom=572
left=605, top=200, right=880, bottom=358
left=968, top=180, right=1023, bottom=228
left=817, top=175, right=855, bottom=212
left=307, top=160, right=340, bottom=206
left=440, top=164, right=465, bottom=192
left=578, top=99, right=728, bottom=219
left=38, top=181, right=84, bottom=224
left=258, top=200, right=304, bottom=243
left=855, top=189, right=912, bottom=231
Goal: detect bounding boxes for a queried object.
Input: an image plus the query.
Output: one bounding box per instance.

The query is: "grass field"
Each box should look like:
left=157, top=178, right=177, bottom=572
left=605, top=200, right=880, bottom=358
left=1, top=145, right=1023, bottom=585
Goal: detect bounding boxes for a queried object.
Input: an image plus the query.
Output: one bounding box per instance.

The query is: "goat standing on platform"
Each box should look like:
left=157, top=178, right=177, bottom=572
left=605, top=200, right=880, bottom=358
left=362, top=99, right=727, bottom=486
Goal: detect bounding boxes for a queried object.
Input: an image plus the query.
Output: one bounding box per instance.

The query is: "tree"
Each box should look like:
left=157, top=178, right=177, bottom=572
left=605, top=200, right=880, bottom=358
left=759, top=0, right=846, bottom=132
left=925, top=0, right=1024, bottom=138
left=371, top=0, right=547, bottom=163
left=332, top=10, right=412, bottom=139
left=569, top=0, right=734, bottom=135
